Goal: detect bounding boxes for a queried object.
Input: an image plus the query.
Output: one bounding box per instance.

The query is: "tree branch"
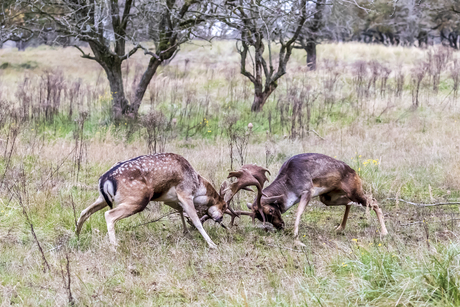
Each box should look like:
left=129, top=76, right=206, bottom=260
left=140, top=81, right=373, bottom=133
left=73, top=45, right=97, bottom=60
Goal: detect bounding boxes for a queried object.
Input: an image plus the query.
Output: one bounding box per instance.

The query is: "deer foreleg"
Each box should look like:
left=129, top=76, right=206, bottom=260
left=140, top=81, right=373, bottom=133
left=180, top=211, right=189, bottom=234
left=178, top=195, right=218, bottom=249
left=294, top=191, right=311, bottom=247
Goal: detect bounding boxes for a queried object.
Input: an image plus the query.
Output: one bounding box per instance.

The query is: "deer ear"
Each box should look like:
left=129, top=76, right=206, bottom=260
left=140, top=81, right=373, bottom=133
left=263, top=194, right=284, bottom=205
left=219, top=181, right=228, bottom=196
left=220, top=181, right=235, bottom=203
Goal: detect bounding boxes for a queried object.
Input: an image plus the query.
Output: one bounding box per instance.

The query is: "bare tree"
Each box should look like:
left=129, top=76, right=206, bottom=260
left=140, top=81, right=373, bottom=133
left=350, top=0, right=435, bottom=47
left=0, top=0, right=34, bottom=49
left=297, top=0, right=325, bottom=70
left=217, top=0, right=310, bottom=112
left=13, top=0, right=210, bottom=119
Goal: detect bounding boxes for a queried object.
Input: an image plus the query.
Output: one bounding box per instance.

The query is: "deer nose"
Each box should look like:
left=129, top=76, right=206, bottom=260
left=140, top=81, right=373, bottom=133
left=215, top=216, right=223, bottom=223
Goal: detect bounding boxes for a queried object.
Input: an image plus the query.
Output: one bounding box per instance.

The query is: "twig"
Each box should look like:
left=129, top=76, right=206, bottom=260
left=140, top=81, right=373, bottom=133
left=400, top=218, right=460, bottom=227
left=125, top=211, right=177, bottom=230
left=18, top=195, right=50, bottom=271
left=47, top=244, right=63, bottom=252
left=60, top=252, right=75, bottom=306
left=387, top=198, right=460, bottom=207
left=13, top=170, right=50, bottom=273
left=306, top=129, right=325, bottom=140
left=38, top=147, right=75, bottom=191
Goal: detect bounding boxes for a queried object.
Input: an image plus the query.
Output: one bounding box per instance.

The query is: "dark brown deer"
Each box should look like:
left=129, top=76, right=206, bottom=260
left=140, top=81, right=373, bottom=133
left=76, top=153, right=261, bottom=249
left=233, top=153, right=388, bottom=246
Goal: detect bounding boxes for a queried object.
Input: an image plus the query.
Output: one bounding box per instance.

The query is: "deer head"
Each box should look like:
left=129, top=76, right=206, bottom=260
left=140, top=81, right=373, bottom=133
left=246, top=194, right=285, bottom=230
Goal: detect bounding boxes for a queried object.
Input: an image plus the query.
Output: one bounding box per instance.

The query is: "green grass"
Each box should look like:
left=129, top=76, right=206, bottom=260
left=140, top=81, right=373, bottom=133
left=0, top=42, right=460, bottom=305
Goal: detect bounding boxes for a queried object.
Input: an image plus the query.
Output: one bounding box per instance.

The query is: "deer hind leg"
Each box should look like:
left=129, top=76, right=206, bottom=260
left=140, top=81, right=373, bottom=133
left=347, top=190, right=388, bottom=236
left=319, top=192, right=351, bottom=232
left=369, top=200, right=388, bottom=236
left=179, top=210, right=190, bottom=234
left=177, top=194, right=217, bottom=249
left=105, top=198, right=149, bottom=246
left=294, top=191, right=312, bottom=247
left=335, top=205, right=351, bottom=232
left=76, top=195, right=107, bottom=236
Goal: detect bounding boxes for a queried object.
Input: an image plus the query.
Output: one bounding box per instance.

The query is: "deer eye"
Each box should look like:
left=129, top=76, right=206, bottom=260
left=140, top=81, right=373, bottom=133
left=269, top=208, right=274, bottom=214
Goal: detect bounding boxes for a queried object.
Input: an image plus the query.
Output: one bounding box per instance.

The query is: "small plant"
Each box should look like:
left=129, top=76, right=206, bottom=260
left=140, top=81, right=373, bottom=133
left=411, top=63, right=428, bottom=108
left=141, top=110, right=167, bottom=154
left=395, top=69, right=405, bottom=98
left=451, top=59, right=459, bottom=100
left=72, top=112, right=88, bottom=183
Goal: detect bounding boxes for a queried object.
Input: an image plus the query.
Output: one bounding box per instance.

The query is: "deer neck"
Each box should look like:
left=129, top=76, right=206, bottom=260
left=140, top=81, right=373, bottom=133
left=194, top=176, right=220, bottom=206
left=283, top=191, right=301, bottom=212
left=264, top=179, right=300, bottom=213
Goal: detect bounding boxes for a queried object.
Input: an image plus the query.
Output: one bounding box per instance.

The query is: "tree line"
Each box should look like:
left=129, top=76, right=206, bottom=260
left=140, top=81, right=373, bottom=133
left=1, top=0, right=460, bottom=119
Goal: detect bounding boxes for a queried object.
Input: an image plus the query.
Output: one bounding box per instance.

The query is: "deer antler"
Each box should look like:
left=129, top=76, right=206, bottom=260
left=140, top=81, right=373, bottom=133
left=222, top=164, right=270, bottom=225
left=225, top=164, right=269, bottom=201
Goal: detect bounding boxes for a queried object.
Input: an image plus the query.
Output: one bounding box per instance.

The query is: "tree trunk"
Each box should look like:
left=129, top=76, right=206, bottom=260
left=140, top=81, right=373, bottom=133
left=305, top=0, right=323, bottom=71
left=251, top=83, right=276, bottom=112
left=306, top=41, right=317, bottom=71
left=103, top=62, right=130, bottom=120
left=131, top=57, right=162, bottom=115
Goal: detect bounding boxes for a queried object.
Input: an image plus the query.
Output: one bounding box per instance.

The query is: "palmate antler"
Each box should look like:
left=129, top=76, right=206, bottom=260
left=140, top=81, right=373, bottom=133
left=224, top=164, right=270, bottom=225
left=198, top=164, right=270, bottom=227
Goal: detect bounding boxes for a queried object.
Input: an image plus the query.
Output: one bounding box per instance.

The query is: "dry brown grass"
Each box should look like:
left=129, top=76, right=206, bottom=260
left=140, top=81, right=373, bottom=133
left=1, top=42, right=460, bottom=306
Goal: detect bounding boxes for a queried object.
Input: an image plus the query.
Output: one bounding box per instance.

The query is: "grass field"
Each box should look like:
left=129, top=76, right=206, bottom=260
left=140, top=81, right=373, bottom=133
left=1, top=42, right=460, bottom=306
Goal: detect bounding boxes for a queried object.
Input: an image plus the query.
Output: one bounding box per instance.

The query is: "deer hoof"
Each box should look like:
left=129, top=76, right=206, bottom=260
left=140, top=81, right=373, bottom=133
left=208, top=242, right=218, bottom=249
left=294, top=240, right=306, bottom=247
left=335, top=225, right=344, bottom=232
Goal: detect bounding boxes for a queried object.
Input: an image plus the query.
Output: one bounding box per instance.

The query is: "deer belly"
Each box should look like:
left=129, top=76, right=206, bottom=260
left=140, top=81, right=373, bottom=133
left=312, top=187, right=329, bottom=197
left=154, top=187, right=179, bottom=203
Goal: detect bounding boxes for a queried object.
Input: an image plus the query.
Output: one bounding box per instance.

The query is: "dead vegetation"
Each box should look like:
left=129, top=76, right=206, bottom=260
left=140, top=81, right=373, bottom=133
left=0, top=42, right=460, bottom=305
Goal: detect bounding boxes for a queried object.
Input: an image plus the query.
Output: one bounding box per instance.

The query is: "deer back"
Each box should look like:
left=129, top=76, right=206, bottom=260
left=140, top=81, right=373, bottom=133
left=263, top=153, right=357, bottom=199
left=99, top=153, right=200, bottom=208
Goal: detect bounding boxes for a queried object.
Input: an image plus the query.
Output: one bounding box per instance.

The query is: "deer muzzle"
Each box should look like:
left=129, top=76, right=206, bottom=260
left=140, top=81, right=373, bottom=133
left=208, top=206, right=223, bottom=223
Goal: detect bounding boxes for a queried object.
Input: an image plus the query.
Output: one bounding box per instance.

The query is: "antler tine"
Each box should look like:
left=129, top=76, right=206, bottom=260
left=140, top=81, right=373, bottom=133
left=230, top=210, right=255, bottom=225
left=238, top=164, right=271, bottom=225
left=225, top=169, right=263, bottom=203
left=239, top=164, right=270, bottom=187
left=220, top=168, right=263, bottom=223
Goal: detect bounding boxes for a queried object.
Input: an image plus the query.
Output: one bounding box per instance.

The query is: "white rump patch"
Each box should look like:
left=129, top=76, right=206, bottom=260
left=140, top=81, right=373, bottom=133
left=103, top=180, right=115, bottom=200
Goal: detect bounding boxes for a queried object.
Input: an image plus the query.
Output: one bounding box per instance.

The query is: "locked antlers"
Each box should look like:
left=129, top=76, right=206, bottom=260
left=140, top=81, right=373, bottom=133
left=199, top=164, right=270, bottom=226
left=224, top=164, right=270, bottom=224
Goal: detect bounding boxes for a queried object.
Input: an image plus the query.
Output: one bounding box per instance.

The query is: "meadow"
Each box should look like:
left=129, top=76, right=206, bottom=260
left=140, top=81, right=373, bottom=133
left=1, top=41, right=460, bottom=306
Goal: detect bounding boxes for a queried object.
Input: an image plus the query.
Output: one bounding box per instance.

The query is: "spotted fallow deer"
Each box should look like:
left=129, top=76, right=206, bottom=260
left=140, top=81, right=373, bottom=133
left=76, top=153, right=261, bottom=249
left=233, top=153, right=388, bottom=246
